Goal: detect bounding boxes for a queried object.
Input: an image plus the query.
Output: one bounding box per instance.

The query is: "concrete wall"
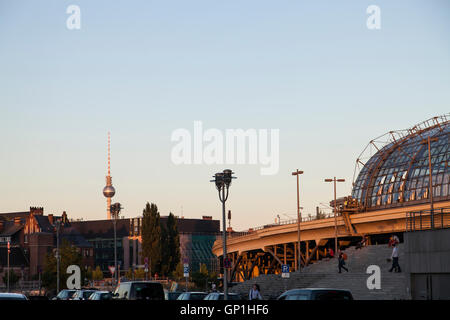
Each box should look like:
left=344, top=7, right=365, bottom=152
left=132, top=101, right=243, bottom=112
left=404, top=228, right=450, bottom=274
left=404, top=228, right=450, bottom=299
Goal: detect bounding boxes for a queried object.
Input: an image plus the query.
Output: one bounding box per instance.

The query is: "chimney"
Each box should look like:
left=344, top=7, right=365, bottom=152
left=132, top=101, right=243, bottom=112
left=48, top=214, right=54, bottom=225
left=202, top=216, right=212, bottom=220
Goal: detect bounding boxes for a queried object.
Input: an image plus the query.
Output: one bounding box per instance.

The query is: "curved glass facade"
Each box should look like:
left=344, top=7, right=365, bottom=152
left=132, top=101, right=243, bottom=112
left=352, top=121, right=449, bottom=209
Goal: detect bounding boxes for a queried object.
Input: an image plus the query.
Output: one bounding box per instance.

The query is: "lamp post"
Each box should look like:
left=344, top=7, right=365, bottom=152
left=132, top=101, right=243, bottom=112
left=324, top=177, right=345, bottom=254
left=291, top=169, right=304, bottom=272
left=55, top=220, right=61, bottom=294
left=7, top=240, right=10, bottom=292
left=211, top=169, right=236, bottom=301
left=111, top=202, right=122, bottom=285
left=421, top=136, right=438, bottom=229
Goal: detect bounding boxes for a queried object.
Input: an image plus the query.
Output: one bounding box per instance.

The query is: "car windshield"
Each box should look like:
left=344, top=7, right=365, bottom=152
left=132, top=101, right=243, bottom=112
left=285, top=294, right=309, bottom=300
left=83, top=291, right=95, bottom=299
left=57, top=290, right=75, bottom=299
left=134, top=283, right=162, bottom=300
left=189, top=293, right=207, bottom=300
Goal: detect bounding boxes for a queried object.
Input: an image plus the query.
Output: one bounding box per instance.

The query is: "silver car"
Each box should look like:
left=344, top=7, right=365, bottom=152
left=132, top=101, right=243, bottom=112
left=0, top=293, right=28, bottom=300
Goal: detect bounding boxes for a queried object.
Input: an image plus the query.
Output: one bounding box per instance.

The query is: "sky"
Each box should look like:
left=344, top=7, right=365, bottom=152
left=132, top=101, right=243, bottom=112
left=0, top=0, right=449, bottom=231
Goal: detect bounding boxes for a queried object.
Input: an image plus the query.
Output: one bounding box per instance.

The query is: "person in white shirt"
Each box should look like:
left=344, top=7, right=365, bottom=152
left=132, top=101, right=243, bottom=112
left=249, top=284, right=263, bottom=300
left=389, top=244, right=401, bottom=272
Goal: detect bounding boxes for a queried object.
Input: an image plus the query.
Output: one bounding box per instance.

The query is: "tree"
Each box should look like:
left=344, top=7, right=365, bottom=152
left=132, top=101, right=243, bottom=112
left=92, top=266, right=103, bottom=280
left=166, top=213, right=181, bottom=274
left=2, top=269, right=20, bottom=288
left=134, top=268, right=145, bottom=279
left=191, top=263, right=209, bottom=290
left=41, top=239, right=84, bottom=291
left=141, top=203, right=162, bottom=275
left=171, top=262, right=184, bottom=281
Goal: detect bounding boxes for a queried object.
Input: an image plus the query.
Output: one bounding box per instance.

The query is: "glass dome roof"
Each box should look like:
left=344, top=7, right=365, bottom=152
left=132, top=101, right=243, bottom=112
left=352, top=115, right=449, bottom=210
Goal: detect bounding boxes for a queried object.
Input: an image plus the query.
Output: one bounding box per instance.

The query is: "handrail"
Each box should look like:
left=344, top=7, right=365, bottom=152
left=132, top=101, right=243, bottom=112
left=406, top=208, right=450, bottom=232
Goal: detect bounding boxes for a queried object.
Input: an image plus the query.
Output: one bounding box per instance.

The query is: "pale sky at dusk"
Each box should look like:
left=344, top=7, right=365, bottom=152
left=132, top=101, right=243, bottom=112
left=0, top=1, right=449, bottom=231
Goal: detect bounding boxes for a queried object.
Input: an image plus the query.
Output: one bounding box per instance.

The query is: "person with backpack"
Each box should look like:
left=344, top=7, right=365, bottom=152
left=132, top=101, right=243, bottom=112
left=338, top=251, right=348, bottom=273
left=249, top=284, right=263, bottom=300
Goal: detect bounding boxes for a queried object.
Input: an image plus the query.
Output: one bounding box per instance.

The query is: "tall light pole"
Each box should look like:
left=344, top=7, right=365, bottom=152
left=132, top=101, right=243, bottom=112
left=111, top=202, right=122, bottom=285
left=421, top=136, right=438, bottom=228
left=292, top=169, right=304, bottom=272
left=324, top=177, right=345, bottom=254
left=55, top=220, right=61, bottom=294
left=7, top=240, right=10, bottom=292
left=211, top=169, right=236, bottom=301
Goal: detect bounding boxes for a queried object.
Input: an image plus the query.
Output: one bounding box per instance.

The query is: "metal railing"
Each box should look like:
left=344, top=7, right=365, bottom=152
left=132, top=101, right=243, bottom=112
left=406, top=208, right=450, bottom=232
left=227, top=213, right=335, bottom=239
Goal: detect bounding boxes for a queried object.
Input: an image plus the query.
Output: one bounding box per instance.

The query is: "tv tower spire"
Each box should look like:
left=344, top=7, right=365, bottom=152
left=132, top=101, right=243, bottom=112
left=103, top=132, right=116, bottom=219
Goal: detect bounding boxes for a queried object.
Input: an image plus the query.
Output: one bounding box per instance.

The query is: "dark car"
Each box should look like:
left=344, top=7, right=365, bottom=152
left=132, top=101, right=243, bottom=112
left=165, top=291, right=183, bottom=301
left=277, top=288, right=353, bottom=300
left=113, top=281, right=165, bottom=300
left=89, top=291, right=113, bottom=301
left=177, top=292, right=208, bottom=300
left=52, top=289, right=76, bottom=300
left=71, top=289, right=98, bottom=300
left=203, top=293, right=242, bottom=300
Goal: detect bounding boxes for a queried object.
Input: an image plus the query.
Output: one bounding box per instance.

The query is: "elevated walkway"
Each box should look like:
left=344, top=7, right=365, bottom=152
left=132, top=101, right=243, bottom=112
left=231, top=244, right=409, bottom=300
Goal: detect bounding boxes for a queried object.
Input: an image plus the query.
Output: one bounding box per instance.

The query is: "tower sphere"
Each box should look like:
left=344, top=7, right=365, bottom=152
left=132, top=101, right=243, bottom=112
left=103, top=185, right=116, bottom=198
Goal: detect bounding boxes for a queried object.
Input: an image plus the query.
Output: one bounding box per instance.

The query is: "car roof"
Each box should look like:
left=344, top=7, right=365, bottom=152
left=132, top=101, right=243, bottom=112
left=0, top=293, right=26, bottom=297
left=284, top=288, right=352, bottom=293
left=186, top=292, right=207, bottom=294
left=93, top=291, right=111, bottom=294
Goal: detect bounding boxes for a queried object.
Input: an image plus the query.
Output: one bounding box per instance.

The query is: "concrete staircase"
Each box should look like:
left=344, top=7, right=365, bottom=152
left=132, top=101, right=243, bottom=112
left=230, top=244, right=410, bottom=300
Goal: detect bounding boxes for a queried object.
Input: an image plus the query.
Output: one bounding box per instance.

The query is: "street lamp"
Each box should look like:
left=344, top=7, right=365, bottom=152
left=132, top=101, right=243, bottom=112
left=111, top=202, right=122, bottom=285
left=421, top=136, right=438, bottom=229
left=292, top=169, right=304, bottom=272
left=55, top=220, right=61, bottom=294
left=324, top=177, right=345, bottom=254
left=211, top=169, right=236, bottom=300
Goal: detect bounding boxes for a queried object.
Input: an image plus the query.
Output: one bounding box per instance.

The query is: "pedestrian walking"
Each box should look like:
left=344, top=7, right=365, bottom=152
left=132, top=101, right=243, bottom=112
left=249, top=284, right=263, bottom=300
left=338, top=252, right=348, bottom=273
left=389, top=243, right=401, bottom=272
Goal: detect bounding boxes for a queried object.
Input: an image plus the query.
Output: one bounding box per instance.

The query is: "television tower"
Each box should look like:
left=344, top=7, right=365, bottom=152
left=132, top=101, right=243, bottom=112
left=103, top=132, right=116, bottom=219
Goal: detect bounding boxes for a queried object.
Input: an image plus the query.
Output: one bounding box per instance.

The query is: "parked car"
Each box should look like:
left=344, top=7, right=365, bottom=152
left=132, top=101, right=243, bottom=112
left=277, top=288, right=353, bottom=300
left=52, top=289, right=76, bottom=300
left=88, top=291, right=113, bottom=300
left=165, top=290, right=183, bottom=301
left=113, top=281, right=164, bottom=300
left=71, top=289, right=98, bottom=300
left=203, top=293, right=242, bottom=300
left=0, top=293, right=28, bottom=300
left=177, top=292, right=208, bottom=300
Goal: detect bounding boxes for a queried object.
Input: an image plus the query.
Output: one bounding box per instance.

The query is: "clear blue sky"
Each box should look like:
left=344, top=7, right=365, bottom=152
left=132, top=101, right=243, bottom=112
left=0, top=0, right=449, bottom=230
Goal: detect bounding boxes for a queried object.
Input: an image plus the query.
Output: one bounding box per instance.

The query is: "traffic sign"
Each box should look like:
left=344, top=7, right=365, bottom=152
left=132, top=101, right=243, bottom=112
left=144, top=263, right=149, bottom=273
left=223, top=258, right=231, bottom=269
left=109, top=266, right=116, bottom=275
left=183, top=264, right=189, bottom=277
left=281, top=264, right=290, bottom=278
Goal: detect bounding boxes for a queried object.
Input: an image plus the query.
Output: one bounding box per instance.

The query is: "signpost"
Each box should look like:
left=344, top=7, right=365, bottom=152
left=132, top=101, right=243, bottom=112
left=281, top=264, right=290, bottom=278
left=281, top=264, right=290, bottom=292
left=183, top=263, right=189, bottom=291
left=109, top=266, right=116, bottom=279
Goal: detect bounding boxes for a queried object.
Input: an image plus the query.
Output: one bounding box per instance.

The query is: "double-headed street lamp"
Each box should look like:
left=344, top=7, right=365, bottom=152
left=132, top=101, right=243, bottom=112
left=324, top=177, right=345, bottom=254
left=211, top=169, right=236, bottom=301
left=291, top=169, right=303, bottom=272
